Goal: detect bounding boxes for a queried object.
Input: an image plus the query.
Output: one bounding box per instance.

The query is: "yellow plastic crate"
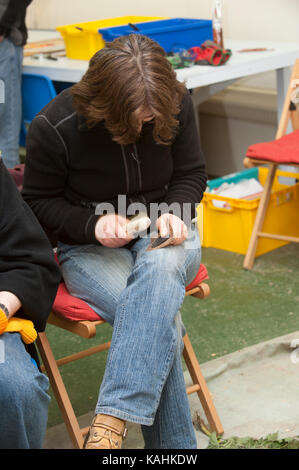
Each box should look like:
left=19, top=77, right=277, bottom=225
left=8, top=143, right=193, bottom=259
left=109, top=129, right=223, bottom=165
left=56, top=16, right=166, bottom=60
left=199, top=167, right=299, bottom=256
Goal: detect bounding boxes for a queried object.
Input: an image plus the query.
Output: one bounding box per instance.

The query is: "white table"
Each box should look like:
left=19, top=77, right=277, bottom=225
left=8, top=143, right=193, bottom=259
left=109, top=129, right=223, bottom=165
left=23, top=30, right=299, bottom=122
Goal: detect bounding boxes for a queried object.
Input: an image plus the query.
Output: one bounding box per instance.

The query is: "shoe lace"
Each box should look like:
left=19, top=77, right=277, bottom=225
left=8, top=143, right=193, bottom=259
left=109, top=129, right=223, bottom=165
left=106, top=430, right=118, bottom=448
left=94, top=429, right=118, bottom=448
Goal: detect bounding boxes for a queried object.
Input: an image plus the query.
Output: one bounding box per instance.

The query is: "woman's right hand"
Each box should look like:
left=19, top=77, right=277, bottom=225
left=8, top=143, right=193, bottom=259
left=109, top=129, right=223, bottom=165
left=95, top=214, right=133, bottom=248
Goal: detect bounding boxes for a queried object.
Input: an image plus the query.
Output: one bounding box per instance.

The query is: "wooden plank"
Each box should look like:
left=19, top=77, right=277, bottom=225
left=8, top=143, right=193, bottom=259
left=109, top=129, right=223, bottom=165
left=54, top=342, right=111, bottom=368
left=258, top=232, right=299, bottom=243
left=37, top=333, right=84, bottom=449
left=243, top=163, right=277, bottom=270
left=183, top=334, right=224, bottom=435
left=24, top=37, right=65, bottom=56
left=47, top=312, right=104, bottom=339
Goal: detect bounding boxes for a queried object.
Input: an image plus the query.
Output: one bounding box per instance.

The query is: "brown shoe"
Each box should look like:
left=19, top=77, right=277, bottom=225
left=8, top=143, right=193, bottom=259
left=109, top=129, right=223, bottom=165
left=83, top=414, right=127, bottom=449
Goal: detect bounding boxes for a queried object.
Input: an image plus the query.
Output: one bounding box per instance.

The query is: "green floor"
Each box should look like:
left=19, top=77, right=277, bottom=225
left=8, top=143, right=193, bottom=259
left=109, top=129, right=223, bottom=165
left=44, top=243, right=299, bottom=428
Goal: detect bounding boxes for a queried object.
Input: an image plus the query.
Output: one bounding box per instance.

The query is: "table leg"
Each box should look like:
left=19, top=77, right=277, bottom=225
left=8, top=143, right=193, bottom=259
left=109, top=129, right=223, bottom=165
left=190, top=79, right=237, bottom=132
left=276, top=66, right=292, bottom=128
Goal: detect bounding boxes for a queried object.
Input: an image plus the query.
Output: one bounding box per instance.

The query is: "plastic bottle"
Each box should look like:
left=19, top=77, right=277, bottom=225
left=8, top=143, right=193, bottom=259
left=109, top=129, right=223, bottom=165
left=212, top=0, right=224, bottom=48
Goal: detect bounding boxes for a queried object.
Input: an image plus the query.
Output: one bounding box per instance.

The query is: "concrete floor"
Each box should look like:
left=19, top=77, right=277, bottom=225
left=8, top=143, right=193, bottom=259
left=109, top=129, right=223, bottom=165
left=42, top=243, right=299, bottom=449
left=44, top=329, right=299, bottom=450
left=43, top=370, right=210, bottom=449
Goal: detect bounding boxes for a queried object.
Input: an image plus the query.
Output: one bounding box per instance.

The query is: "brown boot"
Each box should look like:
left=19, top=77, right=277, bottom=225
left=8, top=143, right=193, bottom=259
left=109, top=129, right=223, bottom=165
left=83, top=414, right=127, bottom=449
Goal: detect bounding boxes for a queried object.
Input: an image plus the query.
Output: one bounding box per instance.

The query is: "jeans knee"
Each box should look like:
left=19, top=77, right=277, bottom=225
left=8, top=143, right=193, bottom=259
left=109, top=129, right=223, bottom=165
left=1, top=375, right=25, bottom=410
left=0, top=362, right=49, bottom=412
left=0, top=367, right=28, bottom=410
left=139, top=247, right=186, bottom=280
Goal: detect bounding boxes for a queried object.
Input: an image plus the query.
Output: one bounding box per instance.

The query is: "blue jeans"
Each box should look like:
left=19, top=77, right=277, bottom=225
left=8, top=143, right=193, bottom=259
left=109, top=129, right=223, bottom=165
left=57, top=227, right=201, bottom=449
left=0, top=39, right=23, bottom=168
left=0, top=333, right=50, bottom=449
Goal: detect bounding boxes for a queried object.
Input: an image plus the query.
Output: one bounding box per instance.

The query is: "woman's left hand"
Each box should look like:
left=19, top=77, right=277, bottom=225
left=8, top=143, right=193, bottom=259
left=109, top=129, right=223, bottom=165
left=156, top=213, right=188, bottom=246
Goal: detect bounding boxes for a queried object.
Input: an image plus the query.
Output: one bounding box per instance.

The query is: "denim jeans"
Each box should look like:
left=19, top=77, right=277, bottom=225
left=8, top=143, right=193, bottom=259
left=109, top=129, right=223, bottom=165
left=0, top=333, right=50, bottom=449
left=57, top=227, right=202, bottom=449
left=0, top=39, right=23, bottom=168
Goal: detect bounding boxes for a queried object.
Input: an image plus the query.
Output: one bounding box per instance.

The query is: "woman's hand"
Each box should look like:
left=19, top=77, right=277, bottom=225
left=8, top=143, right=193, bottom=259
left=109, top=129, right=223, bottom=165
left=95, top=214, right=133, bottom=248
left=156, top=213, right=188, bottom=246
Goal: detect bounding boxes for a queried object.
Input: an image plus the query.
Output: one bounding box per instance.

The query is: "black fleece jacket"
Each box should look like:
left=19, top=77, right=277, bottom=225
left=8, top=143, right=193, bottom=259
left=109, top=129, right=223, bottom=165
left=0, top=160, right=60, bottom=331
left=23, top=87, right=207, bottom=246
left=0, top=0, right=32, bottom=46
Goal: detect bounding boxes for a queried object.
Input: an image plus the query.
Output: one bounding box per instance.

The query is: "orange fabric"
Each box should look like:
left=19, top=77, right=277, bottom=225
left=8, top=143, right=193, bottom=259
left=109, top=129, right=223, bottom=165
left=4, top=317, right=37, bottom=344
left=246, top=130, right=299, bottom=164
left=0, top=308, right=8, bottom=334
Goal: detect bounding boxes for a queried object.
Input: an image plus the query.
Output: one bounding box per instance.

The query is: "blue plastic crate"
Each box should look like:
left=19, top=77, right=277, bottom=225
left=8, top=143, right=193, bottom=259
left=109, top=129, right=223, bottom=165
left=99, top=18, right=213, bottom=53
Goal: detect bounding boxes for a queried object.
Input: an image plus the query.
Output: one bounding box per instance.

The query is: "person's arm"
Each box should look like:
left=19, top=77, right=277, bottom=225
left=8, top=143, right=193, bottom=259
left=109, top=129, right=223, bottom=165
left=0, top=160, right=61, bottom=332
left=0, top=292, right=21, bottom=319
left=164, top=91, right=207, bottom=221
left=23, top=114, right=100, bottom=245
left=0, top=0, right=22, bottom=37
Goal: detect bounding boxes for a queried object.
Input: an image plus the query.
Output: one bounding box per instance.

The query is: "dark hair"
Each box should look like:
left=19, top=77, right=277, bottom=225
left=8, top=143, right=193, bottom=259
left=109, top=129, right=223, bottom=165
left=72, top=34, right=187, bottom=145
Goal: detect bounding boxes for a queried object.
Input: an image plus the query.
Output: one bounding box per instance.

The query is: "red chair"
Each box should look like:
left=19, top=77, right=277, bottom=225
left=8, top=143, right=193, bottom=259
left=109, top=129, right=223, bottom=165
left=36, top=263, right=224, bottom=449
left=243, top=59, right=299, bottom=270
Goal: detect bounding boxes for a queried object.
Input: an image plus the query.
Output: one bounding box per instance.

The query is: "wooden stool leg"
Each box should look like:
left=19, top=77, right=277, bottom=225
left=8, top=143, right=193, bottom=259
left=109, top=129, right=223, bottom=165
left=37, top=332, right=84, bottom=449
left=183, top=334, right=224, bottom=435
left=243, top=163, right=277, bottom=270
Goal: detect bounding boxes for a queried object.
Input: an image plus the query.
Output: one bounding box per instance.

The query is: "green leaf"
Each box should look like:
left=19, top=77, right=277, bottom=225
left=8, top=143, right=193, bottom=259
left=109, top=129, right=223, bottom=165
left=209, top=432, right=220, bottom=448
left=207, top=432, right=299, bottom=449
left=265, top=432, right=279, bottom=441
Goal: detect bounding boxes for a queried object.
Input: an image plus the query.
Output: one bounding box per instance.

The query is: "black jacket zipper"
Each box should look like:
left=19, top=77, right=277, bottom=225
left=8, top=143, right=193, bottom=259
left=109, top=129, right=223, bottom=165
left=130, top=144, right=142, bottom=195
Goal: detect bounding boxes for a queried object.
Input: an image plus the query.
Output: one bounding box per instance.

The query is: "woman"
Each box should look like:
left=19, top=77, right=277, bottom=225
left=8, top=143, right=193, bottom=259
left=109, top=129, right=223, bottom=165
left=0, top=159, right=60, bottom=448
left=23, top=34, right=207, bottom=449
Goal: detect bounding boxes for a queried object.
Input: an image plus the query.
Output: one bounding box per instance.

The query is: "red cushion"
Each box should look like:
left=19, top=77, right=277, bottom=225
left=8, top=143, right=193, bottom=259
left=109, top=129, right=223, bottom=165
left=186, top=264, right=209, bottom=290
left=53, top=263, right=209, bottom=322
left=246, top=130, right=299, bottom=164
left=8, top=164, right=25, bottom=191
left=53, top=283, right=102, bottom=321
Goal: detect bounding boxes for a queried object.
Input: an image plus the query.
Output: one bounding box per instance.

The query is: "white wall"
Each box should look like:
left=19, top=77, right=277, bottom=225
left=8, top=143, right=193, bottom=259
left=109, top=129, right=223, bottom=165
left=27, top=0, right=299, bottom=43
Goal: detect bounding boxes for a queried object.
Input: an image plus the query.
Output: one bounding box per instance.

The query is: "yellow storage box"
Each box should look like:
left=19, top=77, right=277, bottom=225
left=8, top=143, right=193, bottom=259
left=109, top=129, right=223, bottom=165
left=199, top=167, right=299, bottom=256
left=57, top=16, right=166, bottom=60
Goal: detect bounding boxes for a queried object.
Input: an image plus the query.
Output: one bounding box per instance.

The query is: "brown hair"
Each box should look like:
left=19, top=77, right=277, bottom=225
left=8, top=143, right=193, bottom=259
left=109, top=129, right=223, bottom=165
left=72, top=34, right=187, bottom=145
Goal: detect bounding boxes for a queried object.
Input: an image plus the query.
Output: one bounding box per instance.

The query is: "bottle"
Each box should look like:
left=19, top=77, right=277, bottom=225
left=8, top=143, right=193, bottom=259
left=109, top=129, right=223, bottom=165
left=212, top=0, right=224, bottom=48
